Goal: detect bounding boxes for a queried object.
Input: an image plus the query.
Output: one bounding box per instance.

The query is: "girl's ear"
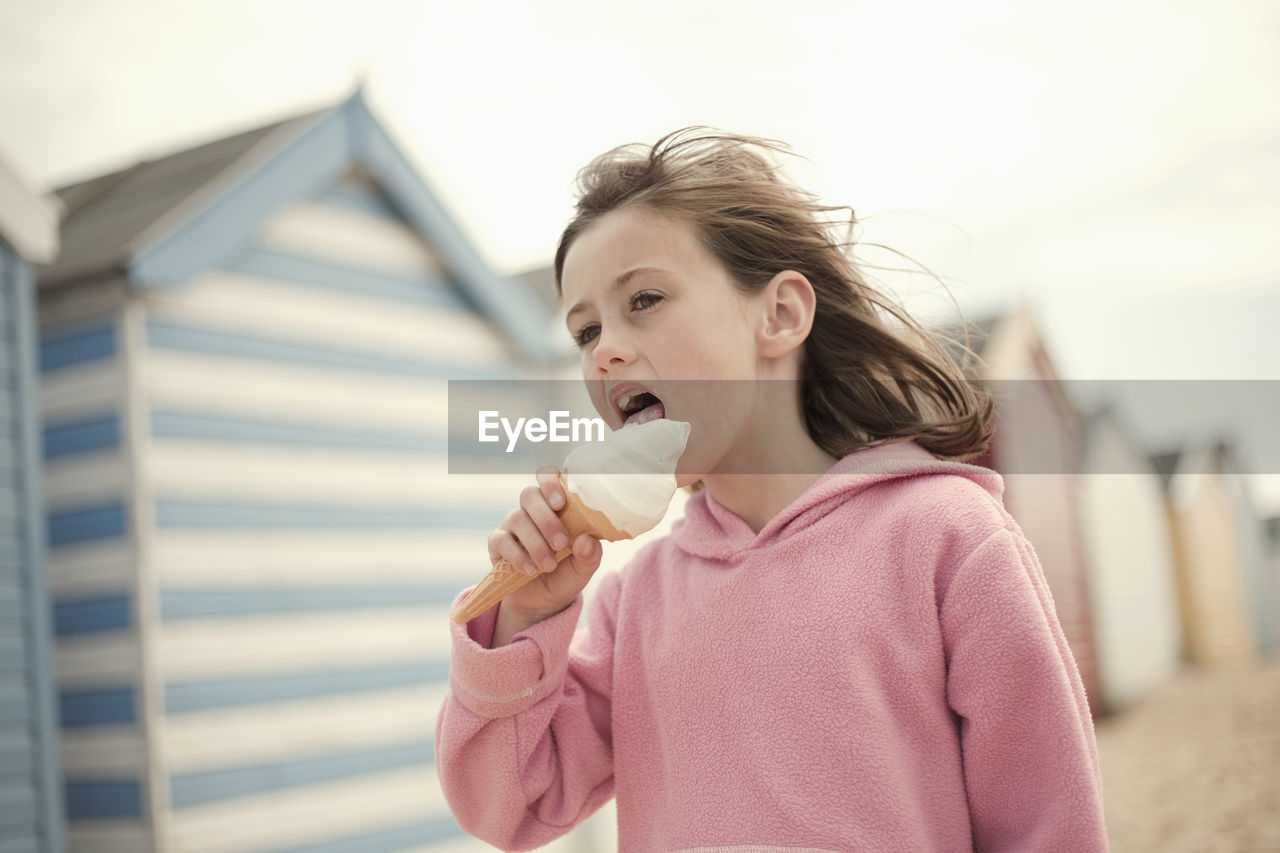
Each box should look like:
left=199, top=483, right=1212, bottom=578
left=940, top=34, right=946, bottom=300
left=757, top=270, right=816, bottom=359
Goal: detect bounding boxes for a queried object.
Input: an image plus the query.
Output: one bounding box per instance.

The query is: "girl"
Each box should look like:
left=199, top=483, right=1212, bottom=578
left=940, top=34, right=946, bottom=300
left=436, top=129, right=1108, bottom=851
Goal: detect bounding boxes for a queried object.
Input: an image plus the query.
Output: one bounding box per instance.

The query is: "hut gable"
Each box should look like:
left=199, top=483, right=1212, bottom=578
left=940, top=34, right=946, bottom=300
left=1082, top=404, right=1157, bottom=471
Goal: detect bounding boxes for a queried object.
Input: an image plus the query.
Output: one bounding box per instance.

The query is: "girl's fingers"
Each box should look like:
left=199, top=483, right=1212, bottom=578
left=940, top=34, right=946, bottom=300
left=536, top=465, right=567, bottom=511
left=508, top=508, right=559, bottom=574
left=484, top=469, right=574, bottom=588
left=487, top=527, right=534, bottom=576
left=521, top=482, right=570, bottom=553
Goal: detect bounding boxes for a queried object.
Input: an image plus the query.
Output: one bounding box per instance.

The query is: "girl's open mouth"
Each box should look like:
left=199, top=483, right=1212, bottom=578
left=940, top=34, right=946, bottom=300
left=620, top=390, right=667, bottom=427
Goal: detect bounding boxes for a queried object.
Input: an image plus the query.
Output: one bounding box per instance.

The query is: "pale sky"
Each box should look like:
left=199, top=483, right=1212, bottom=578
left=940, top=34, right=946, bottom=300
left=2, top=0, right=1278, bottom=501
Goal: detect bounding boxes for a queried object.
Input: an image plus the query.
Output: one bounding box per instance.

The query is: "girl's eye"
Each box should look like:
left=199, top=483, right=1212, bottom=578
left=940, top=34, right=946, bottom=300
left=573, top=324, right=599, bottom=348
left=631, top=290, right=663, bottom=311
left=570, top=292, right=663, bottom=349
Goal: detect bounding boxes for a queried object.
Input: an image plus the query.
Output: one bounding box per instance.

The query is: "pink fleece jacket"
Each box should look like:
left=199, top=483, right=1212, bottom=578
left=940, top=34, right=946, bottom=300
left=436, top=439, right=1108, bottom=851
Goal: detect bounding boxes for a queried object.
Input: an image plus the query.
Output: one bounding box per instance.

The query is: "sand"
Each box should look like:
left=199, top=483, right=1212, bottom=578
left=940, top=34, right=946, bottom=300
left=1094, top=656, right=1280, bottom=852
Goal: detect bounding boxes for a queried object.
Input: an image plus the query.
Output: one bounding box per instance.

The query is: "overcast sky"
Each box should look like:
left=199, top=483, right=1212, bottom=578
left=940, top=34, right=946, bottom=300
left=2, top=0, right=1278, bottom=501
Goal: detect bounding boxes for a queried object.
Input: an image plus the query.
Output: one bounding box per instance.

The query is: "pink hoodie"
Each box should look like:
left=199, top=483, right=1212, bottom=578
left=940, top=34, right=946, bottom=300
left=436, top=439, right=1108, bottom=851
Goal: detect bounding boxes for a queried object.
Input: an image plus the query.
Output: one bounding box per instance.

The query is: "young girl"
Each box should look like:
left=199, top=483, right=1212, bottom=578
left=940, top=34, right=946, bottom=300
left=436, top=129, right=1108, bottom=851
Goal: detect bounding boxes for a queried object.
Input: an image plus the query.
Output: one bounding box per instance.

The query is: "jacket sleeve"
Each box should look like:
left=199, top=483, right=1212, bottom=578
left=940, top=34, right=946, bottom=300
left=434, top=570, right=620, bottom=851
left=939, top=525, right=1109, bottom=852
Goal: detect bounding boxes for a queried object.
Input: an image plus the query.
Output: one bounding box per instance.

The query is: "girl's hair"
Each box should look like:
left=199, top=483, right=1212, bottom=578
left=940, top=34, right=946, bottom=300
left=553, top=127, right=994, bottom=464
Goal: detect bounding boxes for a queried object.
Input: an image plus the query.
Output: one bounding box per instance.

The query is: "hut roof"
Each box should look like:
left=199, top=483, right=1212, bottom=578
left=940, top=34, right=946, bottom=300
left=36, top=89, right=555, bottom=361
left=0, top=149, right=61, bottom=262
left=43, top=109, right=325, bottom=285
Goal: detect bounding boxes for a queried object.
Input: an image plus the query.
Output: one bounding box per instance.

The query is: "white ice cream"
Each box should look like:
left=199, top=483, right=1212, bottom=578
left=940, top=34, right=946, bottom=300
left=563, top=418, right=692, bottom=536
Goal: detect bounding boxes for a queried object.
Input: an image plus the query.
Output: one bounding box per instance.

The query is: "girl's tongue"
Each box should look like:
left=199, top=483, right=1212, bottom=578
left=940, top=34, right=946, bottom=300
left=625, top=400, right=667, bottom=427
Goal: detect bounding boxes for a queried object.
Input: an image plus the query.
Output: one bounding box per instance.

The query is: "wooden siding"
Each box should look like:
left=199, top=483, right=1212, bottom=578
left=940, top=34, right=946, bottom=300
left=134, top=192, right=501, bottom=848
left=37, top=304, right=149, bottom=847
left=255, top=199, right=447, bottom=279
left=142, top=268, right=512, bottom=371
left=1, top=240, right=66, bottom=853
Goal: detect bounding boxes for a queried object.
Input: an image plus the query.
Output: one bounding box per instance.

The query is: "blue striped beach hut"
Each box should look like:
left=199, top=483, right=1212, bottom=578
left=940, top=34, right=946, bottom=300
left=1, top=147, right=66, bottom=853
left=36, top=90, right=563, bottom=852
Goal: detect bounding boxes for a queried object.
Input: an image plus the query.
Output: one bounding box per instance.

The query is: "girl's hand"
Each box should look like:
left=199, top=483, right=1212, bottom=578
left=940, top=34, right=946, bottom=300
left=487, top=465, right=603, bottom=645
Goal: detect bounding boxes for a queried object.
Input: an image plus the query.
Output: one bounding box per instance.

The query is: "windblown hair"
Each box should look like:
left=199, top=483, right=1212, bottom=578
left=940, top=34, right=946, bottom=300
left=553, top=127, right=994, bottom=464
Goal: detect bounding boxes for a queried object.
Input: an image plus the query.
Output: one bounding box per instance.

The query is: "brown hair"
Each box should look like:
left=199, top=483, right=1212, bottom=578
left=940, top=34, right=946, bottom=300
left=553, top=126, right=994, bottom=465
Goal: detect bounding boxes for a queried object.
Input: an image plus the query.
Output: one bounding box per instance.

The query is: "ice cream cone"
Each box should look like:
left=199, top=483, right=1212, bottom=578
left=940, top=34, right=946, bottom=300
left=451, top=475, right=631, bottom=624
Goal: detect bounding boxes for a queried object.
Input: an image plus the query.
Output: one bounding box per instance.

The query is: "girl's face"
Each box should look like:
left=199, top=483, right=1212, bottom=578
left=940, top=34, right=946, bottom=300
left=560, top=206, right=769, bottom=483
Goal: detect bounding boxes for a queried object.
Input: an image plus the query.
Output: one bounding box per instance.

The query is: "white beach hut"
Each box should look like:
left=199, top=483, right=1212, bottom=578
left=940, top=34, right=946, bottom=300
left=1077, top=405, right=1182, bottom=713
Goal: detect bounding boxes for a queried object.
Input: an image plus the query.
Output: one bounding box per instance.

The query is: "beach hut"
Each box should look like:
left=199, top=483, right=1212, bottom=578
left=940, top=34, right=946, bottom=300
left=1151, top=443, right=1263, bottom=667
left=949, top=302, right=1104, bottom=717
left=1076, top=405, right=1182, bottom=713
left=36, top=89, right=556, bottom=852
left=0, top=147, right=66, bottom=853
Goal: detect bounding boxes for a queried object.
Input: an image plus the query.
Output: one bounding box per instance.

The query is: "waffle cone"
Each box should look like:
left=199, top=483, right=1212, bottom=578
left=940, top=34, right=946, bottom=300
left=452, top=475, right=631, bottom=624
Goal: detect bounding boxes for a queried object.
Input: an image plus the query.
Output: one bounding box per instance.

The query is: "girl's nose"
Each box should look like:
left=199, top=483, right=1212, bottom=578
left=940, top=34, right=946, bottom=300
left=591, top=325, right=636, bottom=371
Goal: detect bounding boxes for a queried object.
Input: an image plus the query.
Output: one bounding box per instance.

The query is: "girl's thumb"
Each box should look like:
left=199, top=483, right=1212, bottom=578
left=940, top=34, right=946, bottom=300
left=572, top=535, right=601, bottom=571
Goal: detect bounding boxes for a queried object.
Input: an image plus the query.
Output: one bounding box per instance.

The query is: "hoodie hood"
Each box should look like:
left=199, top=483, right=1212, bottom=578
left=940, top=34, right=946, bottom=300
left=671, top=439, right=1004, bottom=562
